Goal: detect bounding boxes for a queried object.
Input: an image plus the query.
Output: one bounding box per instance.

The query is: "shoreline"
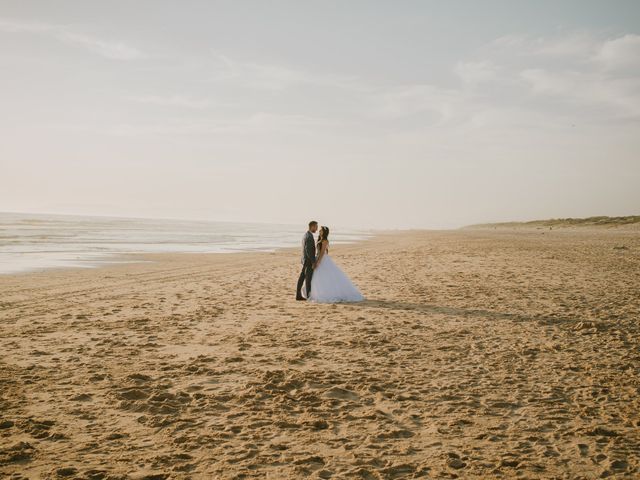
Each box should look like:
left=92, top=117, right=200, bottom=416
left=0, top=211, right=374, bottom=277
left=3, top=224, right=637, bottom=279
left=0, top=231, right=378, bottom=278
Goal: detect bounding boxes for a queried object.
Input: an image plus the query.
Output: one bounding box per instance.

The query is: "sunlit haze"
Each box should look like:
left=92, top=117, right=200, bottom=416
left=1, top=1, right=639, bottom=229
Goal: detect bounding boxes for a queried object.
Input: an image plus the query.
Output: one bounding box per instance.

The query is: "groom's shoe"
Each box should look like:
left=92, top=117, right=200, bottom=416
left=296, top=296, right=306, bottom=301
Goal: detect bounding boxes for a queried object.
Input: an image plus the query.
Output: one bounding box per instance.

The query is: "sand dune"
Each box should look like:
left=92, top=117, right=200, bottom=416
left=465, top=215, right=640, bottom=230
left=1, top=229, right=639, bottom=479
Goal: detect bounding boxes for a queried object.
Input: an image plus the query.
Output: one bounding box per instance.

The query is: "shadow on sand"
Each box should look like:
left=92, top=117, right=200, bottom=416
left=349, top=299, right=578, bottom=326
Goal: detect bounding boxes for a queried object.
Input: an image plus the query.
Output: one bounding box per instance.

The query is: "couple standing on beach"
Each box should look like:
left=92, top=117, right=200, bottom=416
left=295, top=220, right=365, bottom=303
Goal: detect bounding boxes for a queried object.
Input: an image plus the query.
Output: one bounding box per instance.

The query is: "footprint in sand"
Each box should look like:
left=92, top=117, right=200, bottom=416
left=70, top=393, right=92, bottom=402
left=323, top=386, right=359, bottom=402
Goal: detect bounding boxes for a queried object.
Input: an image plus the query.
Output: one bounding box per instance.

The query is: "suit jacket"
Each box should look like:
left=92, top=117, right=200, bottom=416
left=301, top=231, right=316, bottom=265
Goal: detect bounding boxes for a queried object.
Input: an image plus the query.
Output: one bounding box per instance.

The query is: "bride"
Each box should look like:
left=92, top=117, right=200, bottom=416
left=302, top=226, right=364, bottom=303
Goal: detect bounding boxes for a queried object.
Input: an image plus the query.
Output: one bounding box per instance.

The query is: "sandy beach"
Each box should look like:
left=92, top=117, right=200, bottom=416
left=1, top=228, right=639, bottom=479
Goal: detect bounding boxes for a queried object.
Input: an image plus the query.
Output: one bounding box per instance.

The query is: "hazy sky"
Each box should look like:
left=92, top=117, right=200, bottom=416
left=1, top=1, right=639, bottom=229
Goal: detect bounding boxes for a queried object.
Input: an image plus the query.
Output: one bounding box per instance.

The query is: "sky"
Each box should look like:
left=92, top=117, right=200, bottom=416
left=1, top=1, right=639, bottom=229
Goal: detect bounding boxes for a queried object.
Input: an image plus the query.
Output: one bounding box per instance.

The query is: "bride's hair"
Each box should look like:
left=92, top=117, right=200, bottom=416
left=317, top=226, right=330, bottom=250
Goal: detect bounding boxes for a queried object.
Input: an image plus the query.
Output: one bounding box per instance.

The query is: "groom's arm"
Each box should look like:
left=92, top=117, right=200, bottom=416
left=305, top=234, right=316, bottom=264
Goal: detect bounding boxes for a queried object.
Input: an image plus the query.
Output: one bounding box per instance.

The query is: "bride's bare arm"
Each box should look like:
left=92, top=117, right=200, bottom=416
left=314, top=240, right=328, bottom=269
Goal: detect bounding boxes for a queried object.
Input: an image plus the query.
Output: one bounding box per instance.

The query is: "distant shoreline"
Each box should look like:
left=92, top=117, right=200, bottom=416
left=0, top=212, right=373, bottom=275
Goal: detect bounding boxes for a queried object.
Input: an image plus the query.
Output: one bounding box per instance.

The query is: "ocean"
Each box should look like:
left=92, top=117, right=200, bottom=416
left=0, top=212, right=371, bottom=275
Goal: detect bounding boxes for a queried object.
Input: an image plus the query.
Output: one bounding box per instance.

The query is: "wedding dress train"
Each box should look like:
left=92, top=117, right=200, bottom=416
left=302, top=253, right=364, bottom=303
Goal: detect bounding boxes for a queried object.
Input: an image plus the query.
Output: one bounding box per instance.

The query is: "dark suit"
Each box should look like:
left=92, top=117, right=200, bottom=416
left=296, top=230, right=316, bottom=299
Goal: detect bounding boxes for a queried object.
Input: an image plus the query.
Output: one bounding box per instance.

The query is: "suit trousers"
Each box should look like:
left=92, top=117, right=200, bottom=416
left=296, top=260, right=314, bottom=299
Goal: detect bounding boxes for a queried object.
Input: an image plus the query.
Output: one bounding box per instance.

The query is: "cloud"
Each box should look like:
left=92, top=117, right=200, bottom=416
left=0, top=17, right=145, bottom=60
left=594, top=34, right=640, bottom=73
left=388, top=31, right=640, bottom=125
left=209, top=52, right=362, bottom=91
left=56, top=112, right=340, bottom=137
left=127, top=94, right=213, bottom=109
left=56, top=31, right=143, bottom=60
left=520, top=67, right=640, bottom=119
left=455, top=61, right=499, bottom=86
left=31, top=24, right=638, bottom=140
left=486, top=32, right=598, bottom=60
left=510, top=33, right=640, bottom=120
left=533, top=32, right=599, bottom=58
left=121, top=30, right=640, bottom=137
left=0, top=17, right=53, bottom=33
left=368, top=83, right=467, bottom=124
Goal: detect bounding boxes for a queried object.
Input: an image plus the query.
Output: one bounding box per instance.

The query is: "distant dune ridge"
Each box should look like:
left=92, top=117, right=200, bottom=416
left=465, top=215, right=640, bottom=229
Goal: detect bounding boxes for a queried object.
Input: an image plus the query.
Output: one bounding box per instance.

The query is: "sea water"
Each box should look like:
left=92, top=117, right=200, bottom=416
left=0, top=212, right=371, bottom=274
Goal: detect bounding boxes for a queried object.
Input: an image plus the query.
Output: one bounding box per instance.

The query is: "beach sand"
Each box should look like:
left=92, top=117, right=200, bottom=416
left=1, top=229, right=639, bottom=479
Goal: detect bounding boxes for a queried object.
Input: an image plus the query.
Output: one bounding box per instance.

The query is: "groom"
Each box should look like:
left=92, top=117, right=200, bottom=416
left=296, top=220, right=318, bottom=300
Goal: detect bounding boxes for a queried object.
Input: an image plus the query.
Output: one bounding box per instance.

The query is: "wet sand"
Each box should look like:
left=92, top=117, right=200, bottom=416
left=1, top=229, right=639, bottom=479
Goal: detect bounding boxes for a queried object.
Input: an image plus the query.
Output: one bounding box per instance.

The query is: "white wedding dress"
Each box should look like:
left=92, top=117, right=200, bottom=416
left=302, top=249, right=364, bottom=303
